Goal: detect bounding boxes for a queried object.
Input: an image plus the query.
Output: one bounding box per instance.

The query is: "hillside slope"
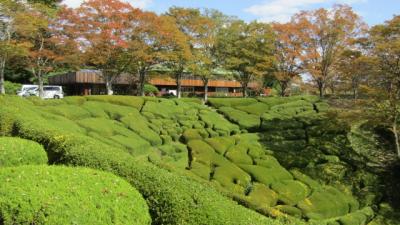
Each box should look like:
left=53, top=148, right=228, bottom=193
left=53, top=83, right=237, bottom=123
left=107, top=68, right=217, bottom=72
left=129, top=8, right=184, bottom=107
left=0, top=95, right=383, bottom=224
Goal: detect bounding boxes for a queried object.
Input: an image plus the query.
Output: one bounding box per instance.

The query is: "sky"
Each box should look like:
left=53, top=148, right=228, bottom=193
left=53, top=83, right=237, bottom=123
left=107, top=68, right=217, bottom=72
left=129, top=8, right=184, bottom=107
left=63, top=0, right=400, bottom=25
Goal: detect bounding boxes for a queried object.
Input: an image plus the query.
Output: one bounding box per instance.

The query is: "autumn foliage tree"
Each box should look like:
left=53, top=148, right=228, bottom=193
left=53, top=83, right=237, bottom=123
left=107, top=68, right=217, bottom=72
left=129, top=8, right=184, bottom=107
left=124, top=12, right=189, bottom=96
left=15, top=2, right=63, bottom=98
left=294, top=4, right=365, bottom=97
left=369, top=15, right=400, bottom=158
left=217, top=20, right=275, bottom=97
left=0, top=0, right=29, bottom=94
left=60, top=0, right=134, bottom=95
left=271, top=22, right=304, bottom=96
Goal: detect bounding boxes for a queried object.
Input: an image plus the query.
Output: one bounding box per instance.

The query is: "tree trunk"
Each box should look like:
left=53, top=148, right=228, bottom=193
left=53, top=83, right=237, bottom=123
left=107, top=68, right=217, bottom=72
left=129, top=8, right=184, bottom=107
left=176, top=73, right=182, bottom=99
left=280, top=81, right=288, bottom=97
left=0, top=58, right=5, bottom=95
left=138, top=69, right=146, bottom=97
left=317, top=80, right=324, bottom=98
left=203, top=78, right=209, bottom=102
left=393, top=121, right=400, bottom=159
left=38, top=72, right=44, bottom=98
left=241, top=83, right=248, bottom=98
left=353, top=87, right=358, bottom=100
left=106, top=78, right=113, bottom=95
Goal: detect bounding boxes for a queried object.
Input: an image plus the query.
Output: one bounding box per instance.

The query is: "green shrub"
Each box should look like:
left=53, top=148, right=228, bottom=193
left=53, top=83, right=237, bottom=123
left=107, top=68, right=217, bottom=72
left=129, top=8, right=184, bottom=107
left=256, top=97, right=293, bottom=106
left=208, top=98, right=257, bottom=108
left=246, top=183, right=279, bottom=208
left=42, top=104, right=92, bottom=120
left=337, top=207, right=374, bottom=225
left=315, top=102, right=330, bottom=112
left=225, top=143, right=253, bottom=165
left=183, top=129, right=208, bottom=143
left=85, top=95, right=145, bottom=110
left=218, top=107, right=260, bottom=130
left=297, top=186, right=355, bottom=220
left=205, top=137, right=236, bottom=155
left=238, top=164, right=293, bottom=186
left=269, top=100, right=315, bottom=116
left=0, top=137, right=47, bottom=167
left=0, top=165, right=151, bottom=225
left=144, top=84, right=159, bottom=95
left=273, top=205, right=303, bottom=218
left=261, top=113, right=304, bottom=131
left=4, top=81, right=22, bottom=95
left=199, top=111, right=240, bottom=136
left=0, top=96, right=276, bottom=225
left=235, top=102, right=270, bottom=116
left=271, top=180, right=310, bottom=205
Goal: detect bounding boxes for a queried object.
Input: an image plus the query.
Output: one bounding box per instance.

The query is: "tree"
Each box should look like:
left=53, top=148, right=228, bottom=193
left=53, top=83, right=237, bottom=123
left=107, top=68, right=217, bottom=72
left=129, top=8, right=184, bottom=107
left=124, top=12, right=187, bottom=96
left=294, top=4, right=366, bottom=97
left=271, top=22, right=304, bottom=96
left=336, top=49, right=376, bottom=99
left=0, top=0, right=32, bottom=94
left=197, top=9, right=234, bottom=101
left=15, top=2, right=62, bottom=98
left=165, top=7, right=203, bottom=99
left=62, top=0, right=134, bottom=95
left=217, top=20, right=275, bottom=97
left=369, top=15, right=400, bottom=158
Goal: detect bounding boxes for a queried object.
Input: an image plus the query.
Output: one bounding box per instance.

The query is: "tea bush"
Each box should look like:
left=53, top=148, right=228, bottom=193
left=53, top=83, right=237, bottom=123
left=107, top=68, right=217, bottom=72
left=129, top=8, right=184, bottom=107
left=0, top=165, right=151, bottom=225
left=0, top=96, right=376, bottom=225
left=0, top=96, right=278, bottom=225
left=0, top=137, right=47, bottom=167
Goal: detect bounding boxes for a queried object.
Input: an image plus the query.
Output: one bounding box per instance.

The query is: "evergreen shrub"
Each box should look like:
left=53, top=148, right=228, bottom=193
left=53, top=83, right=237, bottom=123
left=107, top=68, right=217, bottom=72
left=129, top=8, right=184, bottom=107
left=0, top=137, right=47, bottom=167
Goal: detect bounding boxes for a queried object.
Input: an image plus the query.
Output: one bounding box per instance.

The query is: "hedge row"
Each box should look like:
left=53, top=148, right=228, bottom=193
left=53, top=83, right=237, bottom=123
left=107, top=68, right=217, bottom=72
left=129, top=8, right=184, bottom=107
left=0, top=137, right=48, bottom=167
left=0, top=165, right=151, bottom=225
left=186, top=134, right=369, bottom=222
left=0, top=96, right=278, bottom=225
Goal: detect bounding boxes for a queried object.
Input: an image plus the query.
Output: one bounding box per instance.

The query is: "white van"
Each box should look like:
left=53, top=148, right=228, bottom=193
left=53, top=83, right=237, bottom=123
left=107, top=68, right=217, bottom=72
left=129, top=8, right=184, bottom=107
left=17, top=85, right=38, bottom=97
left=17, top=85, right=64, bottom=99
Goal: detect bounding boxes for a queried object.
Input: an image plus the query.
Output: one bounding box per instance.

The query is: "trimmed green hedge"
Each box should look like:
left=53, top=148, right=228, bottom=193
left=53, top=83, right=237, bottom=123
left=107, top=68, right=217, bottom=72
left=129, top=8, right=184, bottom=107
left=0, top=96, right=277, bottom=225
left=0, top=165, right=151, bottom=225
left=208, top=98, right=257, bottom=108
left=0, top=137, right=47, bottom=167
left=218, top=107, right=261, bottom=130
left=85, top=95, right=145, bottom=110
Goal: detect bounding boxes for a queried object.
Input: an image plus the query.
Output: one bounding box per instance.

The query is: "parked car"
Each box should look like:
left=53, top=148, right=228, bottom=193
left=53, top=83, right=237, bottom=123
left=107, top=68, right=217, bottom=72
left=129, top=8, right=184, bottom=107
left=17, top=85, right=64, bottom=99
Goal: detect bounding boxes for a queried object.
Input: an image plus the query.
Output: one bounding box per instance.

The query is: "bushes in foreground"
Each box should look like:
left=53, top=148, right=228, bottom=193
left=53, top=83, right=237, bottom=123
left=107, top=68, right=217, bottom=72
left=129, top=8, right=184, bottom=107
left=0, top=137, right=48, bottom=167
left=0, top=96, right=277, bottom=225
left=0, top=165, right=151, bottom=225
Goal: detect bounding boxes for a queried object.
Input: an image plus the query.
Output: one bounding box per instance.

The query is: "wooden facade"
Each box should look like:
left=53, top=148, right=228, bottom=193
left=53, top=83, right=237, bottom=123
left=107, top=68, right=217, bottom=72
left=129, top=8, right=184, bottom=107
left=48, top=71, right=260, bottom=96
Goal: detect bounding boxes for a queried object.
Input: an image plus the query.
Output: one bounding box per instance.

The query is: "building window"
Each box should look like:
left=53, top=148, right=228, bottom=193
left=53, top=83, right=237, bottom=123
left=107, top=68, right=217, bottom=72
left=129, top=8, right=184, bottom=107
left=216, top=87, right=229, bottom=93
left=181, top=86, right=195, bottom=92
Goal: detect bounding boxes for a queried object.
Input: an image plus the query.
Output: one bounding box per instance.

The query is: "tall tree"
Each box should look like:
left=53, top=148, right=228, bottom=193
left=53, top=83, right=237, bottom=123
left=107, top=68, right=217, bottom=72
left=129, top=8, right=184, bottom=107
left=369, top=15, right=400, bottom=158
left=272, top=21, right=304, bottom=96
left=17, top=2, right=61, bottom=98
left=294, top=4, right=366, bottom=97
left=124, top=12, right=187, bottom=96
left=336, top=49, right=376, bottom=99
left=164, top=7, right=198, bottom=99
left=217, top=20, right=275, bottom=97
left=62, top=0, right=134, bottom=95
left=0, top=0, right=28, bottom=94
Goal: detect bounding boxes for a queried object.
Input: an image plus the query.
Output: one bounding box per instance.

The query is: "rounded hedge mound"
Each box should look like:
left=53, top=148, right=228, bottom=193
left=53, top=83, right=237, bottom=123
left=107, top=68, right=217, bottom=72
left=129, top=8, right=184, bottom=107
left=0, top=166, right=151, bottom=225
left=0, top=137, right=47, bottom=167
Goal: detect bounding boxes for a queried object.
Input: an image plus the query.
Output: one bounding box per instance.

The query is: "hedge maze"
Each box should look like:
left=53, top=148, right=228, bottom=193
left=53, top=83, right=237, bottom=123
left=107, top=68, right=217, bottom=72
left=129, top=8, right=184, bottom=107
left=0, top=95, right=381, bottom=224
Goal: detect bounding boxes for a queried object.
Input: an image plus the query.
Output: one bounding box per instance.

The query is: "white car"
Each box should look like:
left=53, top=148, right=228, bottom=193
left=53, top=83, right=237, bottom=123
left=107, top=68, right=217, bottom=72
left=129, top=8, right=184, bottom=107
left=42, top=86, right=64, bottom=99
left=17, top=85, right=64, bottom=99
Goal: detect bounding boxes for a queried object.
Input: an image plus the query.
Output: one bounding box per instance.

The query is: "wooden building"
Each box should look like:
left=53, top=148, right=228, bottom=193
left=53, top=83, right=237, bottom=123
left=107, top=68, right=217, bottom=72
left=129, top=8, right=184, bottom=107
left=48, top=70, right=261, bottom=97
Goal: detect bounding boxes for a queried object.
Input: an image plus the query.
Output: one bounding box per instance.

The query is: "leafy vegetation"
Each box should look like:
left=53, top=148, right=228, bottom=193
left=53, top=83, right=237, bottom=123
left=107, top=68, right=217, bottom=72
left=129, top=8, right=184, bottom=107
left=0, top=137, right=48, bottom=167
left=0, top=95, right=391, bottom=224
left=0, top=165, right=151, bottom=225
